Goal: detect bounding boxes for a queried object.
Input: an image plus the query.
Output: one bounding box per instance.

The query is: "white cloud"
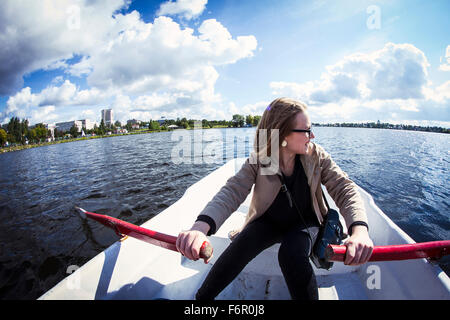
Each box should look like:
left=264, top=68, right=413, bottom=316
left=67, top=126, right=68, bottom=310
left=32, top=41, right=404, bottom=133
left=198, top=19, right=257, bottom=64
left=275, top=42, right=431, bottom=103
left=157, top=0, right=208, bottom=20
left=240, top=101, right=271, bottom=116
left=0, top=1, right=257, bottom=125
left=5, top=87, right=38, bottom=115
left=433, top=81, right=450, bottom=102
left=36, top=80, right=109, bottom=108
left=227, top=102, right=239, bottom=115
left=3, top=80, right=111, bottom=124
left=38, top=80, right=78, bottom=107
left=270, top=43, right=449, bottom=125
left=67, top=56, right=93, bottom=77
left=85, top=16, right=256, bottom=91
left=81, top=109, right=95, bottom=117
left=30, top=105, right=57, bottom=125
left=66, top=16, right=254, bottom=123
left=0, top=0, right=129, bottom=95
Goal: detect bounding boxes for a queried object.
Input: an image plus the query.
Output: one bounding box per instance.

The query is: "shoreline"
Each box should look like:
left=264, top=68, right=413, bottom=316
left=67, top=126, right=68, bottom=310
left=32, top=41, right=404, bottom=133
left=1, top=125, right=448, bottom=154
left=0, top=129, right=163, bottom=154
left=0, top=126, right=231, bottom=154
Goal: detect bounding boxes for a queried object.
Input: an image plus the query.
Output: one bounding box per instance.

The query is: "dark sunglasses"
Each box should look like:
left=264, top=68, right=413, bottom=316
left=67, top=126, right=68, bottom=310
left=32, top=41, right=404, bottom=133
left=292, top=129, right=312, bottom=138
left=292, top=128, right=312, bottom=137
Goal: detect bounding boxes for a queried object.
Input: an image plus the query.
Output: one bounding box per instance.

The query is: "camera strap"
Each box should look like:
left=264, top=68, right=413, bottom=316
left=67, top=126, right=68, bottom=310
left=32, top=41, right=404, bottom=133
left=278, top=173, right=314, bottom=256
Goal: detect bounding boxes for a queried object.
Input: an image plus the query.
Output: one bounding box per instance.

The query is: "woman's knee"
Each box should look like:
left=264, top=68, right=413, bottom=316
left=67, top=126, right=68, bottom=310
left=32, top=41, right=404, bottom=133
left=278, top=241, right=310, bottom=269
left=278, top=230, right=311, bottom=262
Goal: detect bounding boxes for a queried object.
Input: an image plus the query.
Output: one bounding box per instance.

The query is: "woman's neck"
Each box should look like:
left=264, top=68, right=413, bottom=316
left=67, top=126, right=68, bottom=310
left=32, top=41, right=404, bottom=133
left=280, top=150, right=296, bottom=175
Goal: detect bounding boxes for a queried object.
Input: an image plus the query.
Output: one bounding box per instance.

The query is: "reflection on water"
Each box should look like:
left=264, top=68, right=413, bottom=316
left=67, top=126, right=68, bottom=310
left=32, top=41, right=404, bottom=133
left=0, top=127, right=448, bottom=299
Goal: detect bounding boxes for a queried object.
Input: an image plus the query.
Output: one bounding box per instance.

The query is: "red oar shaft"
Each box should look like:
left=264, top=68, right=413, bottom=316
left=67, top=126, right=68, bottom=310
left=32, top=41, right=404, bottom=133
left=326, top=240, right=450, bottom=262
left=75, top=207, right=212, bottom=262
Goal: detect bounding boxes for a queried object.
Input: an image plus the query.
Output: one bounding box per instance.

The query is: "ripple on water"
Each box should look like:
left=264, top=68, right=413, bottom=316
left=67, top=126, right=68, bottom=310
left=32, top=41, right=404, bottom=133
left=82, top=193, right=107, bottom=200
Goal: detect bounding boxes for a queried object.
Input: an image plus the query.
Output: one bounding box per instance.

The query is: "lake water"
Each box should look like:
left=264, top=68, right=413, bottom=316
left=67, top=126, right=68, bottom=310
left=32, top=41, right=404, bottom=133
left=0, top=127, right=449, bottom=299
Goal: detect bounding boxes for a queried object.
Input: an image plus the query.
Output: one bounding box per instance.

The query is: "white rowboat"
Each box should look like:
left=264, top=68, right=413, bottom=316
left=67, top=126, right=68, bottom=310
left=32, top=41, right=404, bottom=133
left=39, top=158, right=450, bottom=300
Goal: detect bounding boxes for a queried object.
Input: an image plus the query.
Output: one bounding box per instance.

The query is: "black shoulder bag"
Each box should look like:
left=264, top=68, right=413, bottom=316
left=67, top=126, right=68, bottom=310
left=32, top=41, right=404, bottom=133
left=311, top=209, right=344, bottom=270
left=278, top=174, right=344, bottom=270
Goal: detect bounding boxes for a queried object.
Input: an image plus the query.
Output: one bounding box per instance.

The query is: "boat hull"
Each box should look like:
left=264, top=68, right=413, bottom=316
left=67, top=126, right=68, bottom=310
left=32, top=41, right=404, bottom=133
left=39, top=158, right=450, bottom=300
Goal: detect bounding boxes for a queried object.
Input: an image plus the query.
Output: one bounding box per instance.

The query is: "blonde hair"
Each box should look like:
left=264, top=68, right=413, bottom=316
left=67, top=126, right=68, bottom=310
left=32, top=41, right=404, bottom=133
left=254, top=97, right=308, bottom=159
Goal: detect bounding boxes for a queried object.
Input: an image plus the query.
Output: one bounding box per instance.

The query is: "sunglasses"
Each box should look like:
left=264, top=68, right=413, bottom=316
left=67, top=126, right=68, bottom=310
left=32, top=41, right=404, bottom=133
left=292, top=128, right=312, bottom=138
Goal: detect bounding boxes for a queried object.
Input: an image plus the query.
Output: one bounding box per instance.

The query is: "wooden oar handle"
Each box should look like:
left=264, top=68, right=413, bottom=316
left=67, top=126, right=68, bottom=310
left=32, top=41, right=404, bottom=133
left=199, top=241, right=213, bottom=263
left=325, top=240, right=450, bottom=262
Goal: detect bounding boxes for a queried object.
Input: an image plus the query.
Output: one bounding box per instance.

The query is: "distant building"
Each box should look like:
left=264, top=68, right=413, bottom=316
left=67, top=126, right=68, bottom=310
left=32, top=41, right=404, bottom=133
left=127, top=119, right=142, bottom=129
left=80, top=119, right=95, bottom=130
left=45, top=123, right=56, bottom=140
left=56, top=120, right=82, bottom=133
left=157, top=116, right=166, bottom=125
left=115, top=128, right=128, bottom=134
left=101, top=109, right=114, bottom=126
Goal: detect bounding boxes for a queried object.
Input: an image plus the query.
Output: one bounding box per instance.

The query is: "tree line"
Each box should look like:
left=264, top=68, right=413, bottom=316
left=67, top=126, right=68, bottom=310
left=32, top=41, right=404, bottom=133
left=0, top=114, right=262, bottom=147
left=159, top=115, right=261, bottom=129
left=314, top=121, right=450, bottom=134
left=0, top=117, right=49, bottom=146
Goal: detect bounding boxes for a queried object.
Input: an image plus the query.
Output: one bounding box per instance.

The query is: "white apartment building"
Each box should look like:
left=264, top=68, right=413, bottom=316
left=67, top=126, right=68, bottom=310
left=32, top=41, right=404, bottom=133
left=80, top=119, right=95, bottom=130
left=56, top=120, right=83, bottom=132
left=101, top=109, right=114, bottom=126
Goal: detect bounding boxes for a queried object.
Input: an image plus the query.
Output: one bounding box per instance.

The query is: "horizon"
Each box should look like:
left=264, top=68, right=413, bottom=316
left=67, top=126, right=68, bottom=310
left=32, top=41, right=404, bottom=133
left=1, top=0, right=449, bottom=128
left=5, top=112, right=450, bottom=130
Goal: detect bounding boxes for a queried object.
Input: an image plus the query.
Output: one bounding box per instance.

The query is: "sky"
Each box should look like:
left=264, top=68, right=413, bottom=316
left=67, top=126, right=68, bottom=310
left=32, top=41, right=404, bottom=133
left=0, top=0, right=449, bottom=127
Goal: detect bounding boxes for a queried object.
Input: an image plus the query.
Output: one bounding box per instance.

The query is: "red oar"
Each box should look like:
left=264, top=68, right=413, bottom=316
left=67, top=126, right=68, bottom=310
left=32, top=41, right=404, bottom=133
left=326, top=240, right=450, bottom=262
left=75, top=206, right=213, bottom=263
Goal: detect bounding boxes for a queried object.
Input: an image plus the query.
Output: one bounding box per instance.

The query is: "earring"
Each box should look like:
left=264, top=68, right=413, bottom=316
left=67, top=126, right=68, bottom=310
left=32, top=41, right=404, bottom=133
left=281, top=140, right=287, bottom=147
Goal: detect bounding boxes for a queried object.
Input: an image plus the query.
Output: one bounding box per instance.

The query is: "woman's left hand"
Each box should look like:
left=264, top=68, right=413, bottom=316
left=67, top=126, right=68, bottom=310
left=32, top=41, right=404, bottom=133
left=344, top=225, right=374, bottom=265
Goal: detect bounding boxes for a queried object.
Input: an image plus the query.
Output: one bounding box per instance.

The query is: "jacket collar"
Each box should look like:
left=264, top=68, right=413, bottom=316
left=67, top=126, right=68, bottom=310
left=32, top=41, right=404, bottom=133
left=251, top=142, right=319, bottom=182
left=301, top=142, right=318, bottom=185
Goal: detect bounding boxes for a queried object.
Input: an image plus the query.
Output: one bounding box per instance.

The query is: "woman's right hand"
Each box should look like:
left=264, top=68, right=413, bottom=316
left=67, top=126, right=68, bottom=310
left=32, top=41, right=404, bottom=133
left=176, top=221, right=213, bottom=263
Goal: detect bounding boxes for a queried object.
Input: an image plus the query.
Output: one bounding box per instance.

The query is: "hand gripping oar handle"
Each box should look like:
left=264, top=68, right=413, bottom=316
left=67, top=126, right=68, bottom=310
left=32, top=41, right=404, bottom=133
left=325, top=240, right=450, bottom=262
left=75, top=206, right=213, bottom=263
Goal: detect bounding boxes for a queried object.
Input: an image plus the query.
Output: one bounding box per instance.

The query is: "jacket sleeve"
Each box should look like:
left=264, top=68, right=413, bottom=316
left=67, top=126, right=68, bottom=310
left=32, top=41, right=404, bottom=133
left=196, top=158, right=257, bottom=234
left=318, top=146, right=369, bottom=230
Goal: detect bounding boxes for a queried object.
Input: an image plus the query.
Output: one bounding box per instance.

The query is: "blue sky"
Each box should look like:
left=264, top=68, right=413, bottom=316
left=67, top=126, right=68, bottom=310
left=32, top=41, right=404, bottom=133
left=0, top=0, right=449, bottom=127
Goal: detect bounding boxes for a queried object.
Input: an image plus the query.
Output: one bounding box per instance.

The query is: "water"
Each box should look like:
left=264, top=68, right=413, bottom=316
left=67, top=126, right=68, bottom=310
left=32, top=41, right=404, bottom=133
left=0, top=127, right=448, bottom=299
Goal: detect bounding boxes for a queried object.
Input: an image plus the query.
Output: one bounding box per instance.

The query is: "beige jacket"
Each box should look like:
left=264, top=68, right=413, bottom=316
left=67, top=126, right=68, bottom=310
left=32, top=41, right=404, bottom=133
left=198, top=142, right=368, bottom=234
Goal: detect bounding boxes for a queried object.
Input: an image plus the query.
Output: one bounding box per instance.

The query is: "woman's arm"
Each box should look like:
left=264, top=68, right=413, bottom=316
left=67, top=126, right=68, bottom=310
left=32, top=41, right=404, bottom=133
left=196, top=158, right=258, bottom=234
left=318, top=146, right=373, bottom=265
left=318, top=146, right=368, bottom=230
left=177, top=158, right=257, bottom=261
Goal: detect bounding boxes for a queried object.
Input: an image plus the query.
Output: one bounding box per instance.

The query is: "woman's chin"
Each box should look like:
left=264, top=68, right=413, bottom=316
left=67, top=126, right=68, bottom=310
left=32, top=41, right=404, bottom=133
left=301, top=142, right=311, bottom=155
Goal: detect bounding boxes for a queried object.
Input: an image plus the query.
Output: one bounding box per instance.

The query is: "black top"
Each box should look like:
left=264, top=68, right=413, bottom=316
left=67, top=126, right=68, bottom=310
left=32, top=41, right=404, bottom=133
left=263, top=154, right=319, bottom=230
left=197, top=154, right=319, bottom=235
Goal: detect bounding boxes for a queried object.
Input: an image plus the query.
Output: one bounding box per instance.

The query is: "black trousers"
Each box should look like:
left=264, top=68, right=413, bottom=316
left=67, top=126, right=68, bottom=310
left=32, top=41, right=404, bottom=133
left=195, top=216, right=320, bottom=300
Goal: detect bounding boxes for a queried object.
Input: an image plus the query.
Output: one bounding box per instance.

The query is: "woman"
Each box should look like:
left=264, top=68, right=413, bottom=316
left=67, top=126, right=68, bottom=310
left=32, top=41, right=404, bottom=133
left=176, top=97, right=373, bottom=300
